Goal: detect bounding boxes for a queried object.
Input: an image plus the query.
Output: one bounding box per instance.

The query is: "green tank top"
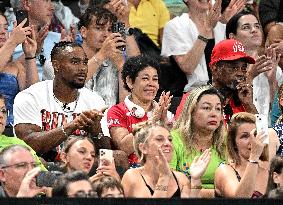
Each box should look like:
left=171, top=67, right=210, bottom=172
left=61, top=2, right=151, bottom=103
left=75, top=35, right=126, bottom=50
left=170, top=130, right=225, bottom=189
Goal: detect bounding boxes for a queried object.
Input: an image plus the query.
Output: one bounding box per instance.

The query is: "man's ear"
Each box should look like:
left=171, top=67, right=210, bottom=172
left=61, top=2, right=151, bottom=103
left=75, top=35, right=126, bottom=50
left=0, top=169, right=6, bottom=183
left=52, top=59, right=59, bottom=73
left=279, top=97, right=283, bottom=108
left=80, top=26, right=87, bottom=39
left=126, top=76, right=133, bottom=91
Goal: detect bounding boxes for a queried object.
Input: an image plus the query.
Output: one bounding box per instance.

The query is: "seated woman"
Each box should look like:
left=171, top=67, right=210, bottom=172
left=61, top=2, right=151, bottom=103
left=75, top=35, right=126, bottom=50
left=0, top=12, right=38, bottom=136
left=107, top=55, right=173, bottom=167
left=121, top=121, right=211, bottom=198
left=214, top=112, right=272, bottom=198
left=171, top=85, right=226, bottom=197
left=265, top=155, right=283, bottom=196
left=60, top=135, right=120, bottom=181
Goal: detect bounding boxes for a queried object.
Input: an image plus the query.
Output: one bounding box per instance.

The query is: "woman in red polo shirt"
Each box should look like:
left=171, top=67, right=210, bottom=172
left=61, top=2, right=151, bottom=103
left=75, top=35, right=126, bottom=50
left=107, top=55, right=173, bottom=167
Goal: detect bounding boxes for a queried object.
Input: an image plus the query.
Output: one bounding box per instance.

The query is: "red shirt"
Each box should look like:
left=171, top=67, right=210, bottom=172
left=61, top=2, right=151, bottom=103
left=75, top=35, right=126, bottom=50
left=107, top=102, right=149, bottom=167
left=107, top=102, right=149, bottom=132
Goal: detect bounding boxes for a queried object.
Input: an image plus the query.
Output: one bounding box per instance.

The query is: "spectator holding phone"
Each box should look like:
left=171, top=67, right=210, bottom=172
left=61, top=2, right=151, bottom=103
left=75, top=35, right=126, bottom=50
left=214, top=112, right=274, bottom=198
left=43, top=6, right=140, bottom=106
left=0, top=145, right=47, bottom=197
left=0, top=11, right=38, bottom=136
left=60, top=135, right=120, bottom=182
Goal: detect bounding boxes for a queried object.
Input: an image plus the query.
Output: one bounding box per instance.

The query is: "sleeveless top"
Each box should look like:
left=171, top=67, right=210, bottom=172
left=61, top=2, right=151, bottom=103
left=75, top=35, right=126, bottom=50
left=215, top=164, right=263, bottom=198
left=140, top=171, right=181, bottom=198
left=0, top=73, right=20, bottom=125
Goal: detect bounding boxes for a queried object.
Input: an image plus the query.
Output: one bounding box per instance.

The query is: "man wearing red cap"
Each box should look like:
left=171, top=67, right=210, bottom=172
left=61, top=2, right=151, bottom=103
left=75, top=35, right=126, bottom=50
left=175, top=39, right=257, bottom=123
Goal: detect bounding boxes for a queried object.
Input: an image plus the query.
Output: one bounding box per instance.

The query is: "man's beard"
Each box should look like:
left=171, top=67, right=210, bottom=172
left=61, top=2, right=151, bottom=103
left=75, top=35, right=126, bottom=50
left=68, top=81, right=85, bottom=89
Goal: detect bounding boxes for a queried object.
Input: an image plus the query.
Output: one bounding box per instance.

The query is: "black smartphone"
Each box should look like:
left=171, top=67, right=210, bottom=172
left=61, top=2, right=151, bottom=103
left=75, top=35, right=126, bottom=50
left=36, top=171, right=63, bottom=187
left=15, top=9, right=29, bottom=27
left=111, top=21, right=126, bottom=51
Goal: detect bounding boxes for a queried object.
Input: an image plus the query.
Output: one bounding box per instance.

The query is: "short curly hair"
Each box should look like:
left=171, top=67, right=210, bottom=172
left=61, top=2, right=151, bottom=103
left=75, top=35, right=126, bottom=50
left=121, top=55, right=161, bottom=92
left=78, top=6, right=117, bottom=30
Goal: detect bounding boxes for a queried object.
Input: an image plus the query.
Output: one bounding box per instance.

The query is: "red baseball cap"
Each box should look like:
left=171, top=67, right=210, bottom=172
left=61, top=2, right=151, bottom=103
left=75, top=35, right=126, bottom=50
left=209, top=39, right=255, bottom=67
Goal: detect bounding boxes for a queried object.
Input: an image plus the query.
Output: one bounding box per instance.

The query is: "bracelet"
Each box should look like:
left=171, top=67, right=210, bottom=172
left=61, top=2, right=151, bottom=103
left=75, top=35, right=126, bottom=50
left=60, top=126, right=68, bottom=137
left=155, top=185, right=168, bottom=191
left=25, top=56, right=36, bottom=60
left=248, top=159, right=259, bottom=164
left=197, top=35, right=210, bottom=43
left=191, top=184, right=202, bottom=189
left=93, top=56, right=101, bottom=66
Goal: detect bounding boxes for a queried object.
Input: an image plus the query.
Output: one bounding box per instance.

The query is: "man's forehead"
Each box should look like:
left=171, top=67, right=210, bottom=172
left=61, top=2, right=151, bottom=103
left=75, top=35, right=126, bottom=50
left=6, top=149, right=33, bottom=163
left=61, top=46, right=86, bottom=57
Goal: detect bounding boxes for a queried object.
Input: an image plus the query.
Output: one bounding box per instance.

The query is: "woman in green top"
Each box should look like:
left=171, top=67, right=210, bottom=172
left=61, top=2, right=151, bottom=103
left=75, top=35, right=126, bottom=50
left=170, top=85, right=227, bottom=197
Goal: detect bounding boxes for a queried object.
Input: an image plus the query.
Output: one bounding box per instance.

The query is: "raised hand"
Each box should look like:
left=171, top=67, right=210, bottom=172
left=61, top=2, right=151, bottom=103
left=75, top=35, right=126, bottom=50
left=35, top=24, right=49, bottom=54
left=9, top=19, right=31, bottom=45
left=220, top=0, right=245, bottom=23
left=249, top=129, right=266, bottom=161
left=98, top=32, right=126, bottom=65
left=265, top=46, right=281, bottom=81
left=23, top=25, right=37, bottom=58
left=189, top=149, right=211, bottom=180
left=156, top=146, right=172, bottom=177
left=247, top=55, right=273, bottom=81
left=60, top=24, right=77, bottom=42
left=270, top=39, right=283, bottom=55
left=105, top=0, right=130, bottom=25
left=16, top=167, right=47, bottom=197
left=151, top=91, right=172, bottom=124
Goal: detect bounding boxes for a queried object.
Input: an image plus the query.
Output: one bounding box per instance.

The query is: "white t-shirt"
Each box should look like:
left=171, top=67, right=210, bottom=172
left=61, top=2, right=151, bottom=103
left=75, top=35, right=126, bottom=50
left=13, top=80, right=109, bottom=136
left=253, top=66, right=283, bottom=115
left=161, top=13, right=226, bottom=91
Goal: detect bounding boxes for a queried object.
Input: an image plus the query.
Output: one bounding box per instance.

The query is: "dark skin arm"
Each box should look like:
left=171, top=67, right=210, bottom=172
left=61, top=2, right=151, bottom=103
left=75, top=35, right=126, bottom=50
left=15, top=110, right=107, bottom=154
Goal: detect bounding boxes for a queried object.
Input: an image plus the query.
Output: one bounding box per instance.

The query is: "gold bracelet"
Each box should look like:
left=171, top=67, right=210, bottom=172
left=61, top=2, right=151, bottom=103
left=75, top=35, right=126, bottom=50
left=155, top=185, right=168, bottom=191
left=191, top=184, right=202, bottom=189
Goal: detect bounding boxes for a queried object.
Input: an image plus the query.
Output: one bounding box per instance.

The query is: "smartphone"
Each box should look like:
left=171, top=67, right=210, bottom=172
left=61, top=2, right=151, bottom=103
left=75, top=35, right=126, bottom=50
left=15, top=9, right=29, bottom=27
left=111, top=21, right=126, bottom=51
left=255, top=114, right=269, bottom=144
left=99, top=149, right=113, bottom=167
left=36, top=171, right=63, bottom=187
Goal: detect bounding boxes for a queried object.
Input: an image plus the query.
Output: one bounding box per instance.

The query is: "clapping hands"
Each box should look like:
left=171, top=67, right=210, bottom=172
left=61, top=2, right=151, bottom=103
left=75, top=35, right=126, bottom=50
left=189, top=149, right=211, bottom=180
left=151, top=91, right=172, bottom=124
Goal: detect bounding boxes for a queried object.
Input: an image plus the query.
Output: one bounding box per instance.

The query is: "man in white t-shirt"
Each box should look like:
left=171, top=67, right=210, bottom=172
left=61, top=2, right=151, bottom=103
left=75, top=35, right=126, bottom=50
left=13, top=41, right=109, bottom=161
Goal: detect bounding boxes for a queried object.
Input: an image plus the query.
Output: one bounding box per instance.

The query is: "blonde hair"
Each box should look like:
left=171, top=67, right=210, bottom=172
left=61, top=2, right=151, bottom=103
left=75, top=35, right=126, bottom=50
left=132, top=121, right=169, bottom=164
left=173, top=85, right=226, bottom=160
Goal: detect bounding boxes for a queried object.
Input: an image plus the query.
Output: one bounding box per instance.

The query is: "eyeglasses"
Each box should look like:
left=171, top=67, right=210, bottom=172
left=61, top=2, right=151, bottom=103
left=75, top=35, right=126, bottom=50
left=0, top=107, right=8, bottom=116
left=1, top=161, right=40, bottom=170
left=69, top=190, right=97, bottom=198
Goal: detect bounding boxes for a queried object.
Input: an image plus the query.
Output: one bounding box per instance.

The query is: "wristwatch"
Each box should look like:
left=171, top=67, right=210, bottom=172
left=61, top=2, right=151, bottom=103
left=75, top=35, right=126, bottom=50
left=198, top=35, right=211, bottom=43
left=125, top=27, right=134, bottom=36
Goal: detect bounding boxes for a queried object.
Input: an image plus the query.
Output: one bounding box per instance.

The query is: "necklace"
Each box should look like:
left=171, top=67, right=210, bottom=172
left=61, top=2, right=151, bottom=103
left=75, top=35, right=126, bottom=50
left=53, top=93, right=80, bottom=114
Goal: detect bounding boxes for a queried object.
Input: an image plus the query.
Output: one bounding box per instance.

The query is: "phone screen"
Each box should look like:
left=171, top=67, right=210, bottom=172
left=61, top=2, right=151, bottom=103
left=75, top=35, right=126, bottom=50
left=36, top=171, right=62, bottom=187
left=15, top=10, right=29, bottom=27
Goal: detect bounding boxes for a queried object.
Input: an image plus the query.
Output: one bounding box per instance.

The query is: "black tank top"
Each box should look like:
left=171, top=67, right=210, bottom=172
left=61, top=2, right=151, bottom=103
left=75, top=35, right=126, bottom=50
left=140, top=171, right=181, bottom=198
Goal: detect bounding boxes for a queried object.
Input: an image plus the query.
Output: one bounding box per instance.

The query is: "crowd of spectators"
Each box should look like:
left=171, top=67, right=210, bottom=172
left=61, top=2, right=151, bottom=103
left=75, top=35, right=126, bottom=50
left=0, top=0, right=283, bottom=200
